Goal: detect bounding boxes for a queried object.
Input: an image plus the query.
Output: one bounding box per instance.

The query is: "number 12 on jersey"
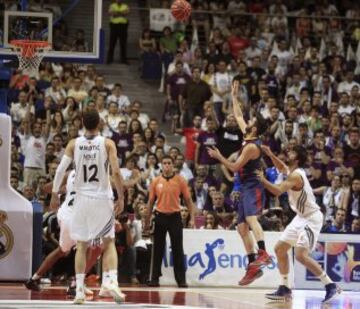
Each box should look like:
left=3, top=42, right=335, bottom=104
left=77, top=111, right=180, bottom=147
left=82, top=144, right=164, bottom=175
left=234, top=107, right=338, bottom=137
left=83, top=164, right=99, bottom=182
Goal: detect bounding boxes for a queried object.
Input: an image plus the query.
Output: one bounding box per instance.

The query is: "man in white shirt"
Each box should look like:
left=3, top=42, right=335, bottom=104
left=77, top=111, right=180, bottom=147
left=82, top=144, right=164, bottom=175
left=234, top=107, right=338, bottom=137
left=23, top=101, right=50, bottom=187
left=106, top=83, right=131, bottom=113
left=209, top=60, right=232, bottom=123
left=271, top=40, right=292, bottom=76
left=337, top=70, right=360, bottom=95
left=167, top=51, right=191, bottom=76
left=45, top=77, right=66, bottom=105
left=338, top=92, right=356, bottom=116
left=131, top=100, right=150, bottom=129
left=10, top=91, right=34, bottom=124
left=175, top=154, right=194, bottom=182
left=53, top=134, right=65, bottom=160
left=67, top=77, right=88, bottom=103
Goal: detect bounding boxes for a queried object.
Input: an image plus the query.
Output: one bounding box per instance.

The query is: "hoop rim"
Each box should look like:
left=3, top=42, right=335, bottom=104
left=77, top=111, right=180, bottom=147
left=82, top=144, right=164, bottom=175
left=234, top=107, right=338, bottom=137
left=10, top=39, right=51, bottom=49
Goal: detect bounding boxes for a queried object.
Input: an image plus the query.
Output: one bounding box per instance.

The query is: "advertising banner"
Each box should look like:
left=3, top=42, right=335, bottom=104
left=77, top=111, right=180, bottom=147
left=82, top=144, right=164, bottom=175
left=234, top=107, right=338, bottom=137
left=160, top=230, right=294, bottom=288
left=294, top=233, right=360, bottom=291
left=149, top=9, right=176, bottom=32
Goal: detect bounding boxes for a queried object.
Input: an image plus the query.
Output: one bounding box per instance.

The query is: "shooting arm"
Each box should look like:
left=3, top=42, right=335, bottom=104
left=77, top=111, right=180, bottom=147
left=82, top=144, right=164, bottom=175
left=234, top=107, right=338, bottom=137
left=259, top=172, right=302, bottom=197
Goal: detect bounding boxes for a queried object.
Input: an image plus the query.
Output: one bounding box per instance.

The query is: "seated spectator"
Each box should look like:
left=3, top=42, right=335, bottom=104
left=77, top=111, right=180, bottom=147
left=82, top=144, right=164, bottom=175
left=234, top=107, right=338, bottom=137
left=322, top=208, right=349, bottom=233
left=345, top=178, right=360, bottom=225
left=350, top=217, right=360, bottom=234
left=204, top=191, right=234, bottom=221
left=180, top=206, right=192, bottom=228
left=114, top=212, right=138, bottom=284
left=314, top=176, right=347, bottom=222
left=106, top=83, right=131, bottom=114
left=200, top=211, right=223, bottom=230
left=175, top=153, right=193, bottom=182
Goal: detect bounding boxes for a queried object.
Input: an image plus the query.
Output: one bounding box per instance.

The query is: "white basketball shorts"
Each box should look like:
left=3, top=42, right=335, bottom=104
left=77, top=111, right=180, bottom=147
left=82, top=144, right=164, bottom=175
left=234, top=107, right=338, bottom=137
left=70, top=194, right=115, bottom=242
left=280, top=210, right=324, bottom=251
left=57, top=205, right=76, bottom=253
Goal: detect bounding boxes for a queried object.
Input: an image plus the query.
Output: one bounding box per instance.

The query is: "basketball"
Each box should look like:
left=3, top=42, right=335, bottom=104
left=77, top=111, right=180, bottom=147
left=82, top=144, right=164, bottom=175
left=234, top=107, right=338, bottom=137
left=171, top=0, right=192, bottom=22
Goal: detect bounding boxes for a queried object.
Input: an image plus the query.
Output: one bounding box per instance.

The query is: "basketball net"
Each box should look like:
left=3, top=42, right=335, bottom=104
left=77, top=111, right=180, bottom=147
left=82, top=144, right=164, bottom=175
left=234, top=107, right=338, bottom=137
left=10, top=40, right=51, bottom=76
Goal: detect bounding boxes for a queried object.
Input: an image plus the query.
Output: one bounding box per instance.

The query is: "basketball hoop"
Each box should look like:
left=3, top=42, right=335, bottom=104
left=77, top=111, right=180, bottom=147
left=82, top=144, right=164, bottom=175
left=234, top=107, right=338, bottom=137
left=10, top=40, right=51, bottom=75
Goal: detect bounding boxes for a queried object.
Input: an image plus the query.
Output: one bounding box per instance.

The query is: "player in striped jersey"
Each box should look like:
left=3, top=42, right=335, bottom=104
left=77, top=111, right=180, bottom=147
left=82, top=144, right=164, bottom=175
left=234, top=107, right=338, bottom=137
left=257, top=145, right=341, bottom=303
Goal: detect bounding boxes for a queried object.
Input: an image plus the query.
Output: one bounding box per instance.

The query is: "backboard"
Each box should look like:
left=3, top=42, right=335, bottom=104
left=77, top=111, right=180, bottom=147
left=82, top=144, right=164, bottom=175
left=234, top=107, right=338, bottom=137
left=0, top=0, right=104, bottom=63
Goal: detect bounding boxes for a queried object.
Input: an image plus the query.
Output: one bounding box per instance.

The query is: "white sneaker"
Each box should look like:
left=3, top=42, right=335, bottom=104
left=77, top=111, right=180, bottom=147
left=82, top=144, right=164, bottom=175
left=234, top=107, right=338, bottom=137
left=84, top=286, right=93, bottom=296
left=102, top=282, right=126, bottom=304
left=74, top=288, right=85, bottom=305
left=98, top=285, right=112, bottom=298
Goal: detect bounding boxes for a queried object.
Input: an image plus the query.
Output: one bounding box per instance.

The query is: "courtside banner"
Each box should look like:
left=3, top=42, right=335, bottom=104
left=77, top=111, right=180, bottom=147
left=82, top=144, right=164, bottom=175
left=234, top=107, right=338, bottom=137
left=161, top=230, right=294, bottom=287
left=149, top=9, right=176, bottom=32
left=294, top=233, right=360, bottom=291
left=0, top=114, right=33, bottom=280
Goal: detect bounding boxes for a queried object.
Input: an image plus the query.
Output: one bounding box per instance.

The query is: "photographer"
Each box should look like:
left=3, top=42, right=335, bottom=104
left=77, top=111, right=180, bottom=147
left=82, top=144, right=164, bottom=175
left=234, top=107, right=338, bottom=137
left=114, top=212, right=138, bottom=284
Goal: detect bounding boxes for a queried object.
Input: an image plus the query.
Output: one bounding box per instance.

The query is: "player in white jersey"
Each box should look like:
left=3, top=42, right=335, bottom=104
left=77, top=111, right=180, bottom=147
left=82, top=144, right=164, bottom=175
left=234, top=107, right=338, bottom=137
left=50, top=110, right=125, bottom=304
left=256, top=145, right=341, bottom=304
left=25, top=170, right=97, bottom=296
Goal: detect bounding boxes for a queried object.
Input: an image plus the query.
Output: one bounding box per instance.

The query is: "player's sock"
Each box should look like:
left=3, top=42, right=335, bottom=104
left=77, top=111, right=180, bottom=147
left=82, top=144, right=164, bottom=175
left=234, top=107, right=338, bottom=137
left=75, top=274, right=85, bottom=291
left=257, top=240, right=266, bottom=251
left=281, top=274, right=290, bottom=288
left=102, top=271, right=110, bottom=286
left=318, top=271, right=333, bottom=285
left=31, top=273, right=40, bottom=280
left=248, top=253, right=256, bottom=264
left=109, top=270, right=118, bottom=284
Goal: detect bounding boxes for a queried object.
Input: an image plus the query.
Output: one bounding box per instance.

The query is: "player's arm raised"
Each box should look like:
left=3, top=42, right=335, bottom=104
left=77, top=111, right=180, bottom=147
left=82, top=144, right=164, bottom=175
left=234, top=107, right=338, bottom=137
left=207, top=143, right=257, bottom=173
left=231, top=80, right=247, bottom=134
left=107, top=139, right=125, bottom=214
left=257, top=171, right=303, bottom=197
left=50, top=139, right=75, bottom=209
left=261, top=145, right=289, bottom=174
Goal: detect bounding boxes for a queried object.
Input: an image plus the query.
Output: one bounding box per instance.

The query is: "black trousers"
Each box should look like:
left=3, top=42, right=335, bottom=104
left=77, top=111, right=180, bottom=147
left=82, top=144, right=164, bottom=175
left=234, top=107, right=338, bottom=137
left=150, top=211, right=186, bottom=284
left=107, top=23, right=128, bottom=63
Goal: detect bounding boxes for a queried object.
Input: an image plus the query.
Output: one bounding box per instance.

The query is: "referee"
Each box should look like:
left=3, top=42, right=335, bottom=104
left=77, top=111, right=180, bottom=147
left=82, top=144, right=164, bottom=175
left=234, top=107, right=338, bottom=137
left=107, top=0, right=130, bottom=64
left=146, top=155, right=195, bottom=288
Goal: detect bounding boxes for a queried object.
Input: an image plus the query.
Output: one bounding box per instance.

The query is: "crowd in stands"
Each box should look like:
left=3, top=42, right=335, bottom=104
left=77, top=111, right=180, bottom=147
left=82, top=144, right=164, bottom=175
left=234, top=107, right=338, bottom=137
left=4, top=0, right=360, bottom=285
left=140, top=0, right=360, bottom=234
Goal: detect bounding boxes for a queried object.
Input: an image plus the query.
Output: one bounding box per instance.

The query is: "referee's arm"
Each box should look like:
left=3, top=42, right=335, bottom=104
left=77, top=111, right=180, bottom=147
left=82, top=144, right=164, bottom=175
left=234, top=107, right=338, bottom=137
left=145, top=179, right=157, bottom=230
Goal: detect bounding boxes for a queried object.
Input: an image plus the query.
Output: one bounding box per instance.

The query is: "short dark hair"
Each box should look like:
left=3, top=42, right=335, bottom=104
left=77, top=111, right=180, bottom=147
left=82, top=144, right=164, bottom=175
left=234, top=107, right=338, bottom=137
left=82, top=110, right=100, bottom=130
left=161, top=155, right=174, bottom=163
left=293, top=145, right=307, bottom=167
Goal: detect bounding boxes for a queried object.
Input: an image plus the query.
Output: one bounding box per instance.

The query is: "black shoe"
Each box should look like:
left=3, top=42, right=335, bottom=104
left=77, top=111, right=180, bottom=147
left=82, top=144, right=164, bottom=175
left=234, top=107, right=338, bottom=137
left=265, top=285, right=292, bottom=302
left=147, top=280, right=160, bottom=287
left=66, top=286, right=76, bottom=297
left=323, top=283, right=341, bottom=303
left=24, top=278, right=41, bottom=291
left=177, top=282, right=188, bottom=288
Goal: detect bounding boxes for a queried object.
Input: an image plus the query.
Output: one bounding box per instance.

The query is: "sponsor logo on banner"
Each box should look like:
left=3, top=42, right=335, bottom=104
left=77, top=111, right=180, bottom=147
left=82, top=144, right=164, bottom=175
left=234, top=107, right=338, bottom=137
left=295, top=234, right=360, bottom=290
left=0, top=211, right=14, bottom=260
left=163, top=237, right=277, bottom=281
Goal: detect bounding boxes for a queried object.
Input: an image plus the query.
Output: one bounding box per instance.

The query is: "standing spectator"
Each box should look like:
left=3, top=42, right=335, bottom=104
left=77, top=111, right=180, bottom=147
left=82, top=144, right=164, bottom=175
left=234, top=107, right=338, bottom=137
left=107, top=83, right=131, bottom=114
left=172, top=115, right=202, bottom=167
left=209, top=60, right=232, bottom=123
left=181, top=67, right=212, bottom=127
left=107, top=0, right=130, bottom=64
left=146, top=156, right=195, bottom=287
left=10, top=91, right=34, bottom=125
left=23, top=101, right=50, bottom=187
left=343, top=127, right=360, bottom=175
left=195, top=117, right=219, bottom=170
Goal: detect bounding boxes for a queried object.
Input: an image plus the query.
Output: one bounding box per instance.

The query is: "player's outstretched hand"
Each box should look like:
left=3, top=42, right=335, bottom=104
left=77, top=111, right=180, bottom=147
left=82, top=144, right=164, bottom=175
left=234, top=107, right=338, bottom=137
left=50, top=193, right=60, bottom=211
left=231, top=80, right=240, bottom=99
left=255, top=169, right=265, bottom=183
left=207, top=146, right=221, bottom=160
left=260, top=145, right=273, bottom=157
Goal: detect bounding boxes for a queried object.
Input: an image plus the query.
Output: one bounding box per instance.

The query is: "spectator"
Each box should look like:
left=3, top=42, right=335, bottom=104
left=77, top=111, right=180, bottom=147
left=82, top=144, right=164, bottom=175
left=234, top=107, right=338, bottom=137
left=10, top=91, right=34, bottom=125
left=322, top=208, right=349, bottom=233
left=314, top=176, right=347, bottom=222
left=345, top=178, right=360, bottom=225
left=201, top=211, right=223, bottom=230
left=107, top=83, right=131, bottom=114
left=180, top=206, right=192, bottom=228
left=351, top=217, right=360, bottom=234
left=181, top=67, right=212, bottom=127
